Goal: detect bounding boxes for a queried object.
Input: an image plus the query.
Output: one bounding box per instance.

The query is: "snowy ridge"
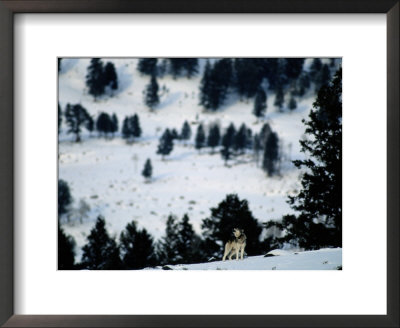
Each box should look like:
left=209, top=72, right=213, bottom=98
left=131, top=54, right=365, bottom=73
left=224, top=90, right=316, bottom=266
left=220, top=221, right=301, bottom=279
left=149, top=248, right=342, bottom=270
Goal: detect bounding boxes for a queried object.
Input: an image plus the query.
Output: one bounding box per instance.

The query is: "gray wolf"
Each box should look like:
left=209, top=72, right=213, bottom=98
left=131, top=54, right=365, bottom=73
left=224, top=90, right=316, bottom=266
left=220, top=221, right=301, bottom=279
left=222, top=228, right=247, bottom=261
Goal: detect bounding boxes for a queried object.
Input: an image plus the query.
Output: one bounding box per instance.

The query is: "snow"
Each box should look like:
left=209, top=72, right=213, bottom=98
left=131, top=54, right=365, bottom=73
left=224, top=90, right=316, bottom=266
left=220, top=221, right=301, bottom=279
left=58, top=58, right=317, bottom=261
left=149, top=248, right=342, bottom=270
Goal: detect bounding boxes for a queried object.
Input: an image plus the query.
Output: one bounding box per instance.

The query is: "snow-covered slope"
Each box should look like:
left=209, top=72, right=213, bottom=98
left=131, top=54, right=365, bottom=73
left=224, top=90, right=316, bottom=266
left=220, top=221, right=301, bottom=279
left=149, top=248, right=342, bottom=270
left=58, top=58, right=318, bottom=260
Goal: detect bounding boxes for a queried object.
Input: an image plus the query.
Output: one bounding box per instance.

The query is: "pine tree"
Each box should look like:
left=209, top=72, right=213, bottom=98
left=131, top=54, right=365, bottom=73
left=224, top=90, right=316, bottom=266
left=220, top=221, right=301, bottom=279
left=233, top=59, right=263, bottom=99
left=58, top=226, right=76, bottom=269
left=104, top=62, right=118, bottom=92
left=199, top=60, right=212, bottom=109
left=309, top=58, right=322, bottom=82
left=274, top=87, right=284, bottom=111
left=120, top=221, right=157, bottom=269
left=111, top=113, right=118, bottom=136
left=81, top=216, right=122, bottom=270
left=180, top=120, right=192, bottom=143
left=142, top=158, right=153, bottom=182
left=86, top=58, right=105, bottom=100
left=184, top=58, right=199, bottom=78
left=220, top=123, right=236, bottom=165
left=157, top=215, right=180, bottom=265
left=137, top=58, right=158, bottom=76
left=262, top=131, right=279, bottom=176
left=65, top=103, right=91, bottom=142
left=285, top=58, right=305, bottom=81
left=131, top=114, right=142, bottom=138
left=96, top=112, right=114, bottom=137
left=288, top=96, right=297, bottom=111
left=157, top=128, right=174, bottom=160
left=253, top=87, right=267, bottom=119
left=233, top=123, right=248, bottom=155
left=122, top=116, right=132, bottom=140
left=207, top=124, right=221, bottom=154
left=195, top=124, right=206, bottom=153
left=286, top=68, right=342, bottom=249
left=145, top=74, right=160, bottom=110
left=58, top=179, right=72, bottom=216
left=175, top=214, right=205, bottom=264
left=259, top=122, right=272, bottom=149
left=201, top=194, right=263, bottom=259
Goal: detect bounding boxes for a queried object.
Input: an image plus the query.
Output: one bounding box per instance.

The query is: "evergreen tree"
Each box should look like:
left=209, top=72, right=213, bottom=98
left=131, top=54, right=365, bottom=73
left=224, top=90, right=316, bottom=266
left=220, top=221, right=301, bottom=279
left=65, top=103, right=91, bottom=142
left=142, top=158, right=153, bottom=181
left=58, top=179, right=72, bottom=216
left=157, top=215, right=180, bottom=265
left=96, top=112, right=114, bottom=137
left=184, top=58, right=199, bottom=78
left=262, top=131, right=279, bottom=176
left=233, top=123, right=248, bottom=155
left=220, top=123, right=236, bottom=165
left=201, top=194, right=263, bottom=259
left=285, top=58, right=305, bottom=81
left=58, top=226, right=76, bottom=270
left=157, top=128, right=174, bottom=160
left=199, top=60, right=212, bottom=109
left=85, top=58, right=105, bottom=100
left=122, top=116, right=132, bottom=140
left=175, top=214, right=205, bottom=264
left=180, top=120, right=192, bottom=143
left=259, top=122, right=272, bottom=149
left=309, top=58, right=323, bottom=82
left=288, top=96, right=297, bottom=111
left=111, top=113, right=118, bottom=136
left=315, top=64, right=331, bottom=92
left=253, top=133, right=261, bottom=166
left=274, top=87, right=284, bottom=111
left=145, top=74, right=160, bottom=110
left=195, top=124, right=206, bottom=153
left=296, top=72, right=311, bottom=96
left=137, top=58, right=158, bottom=76
left=169, top=59, right=187, bottom=79
left=131, top=114, right=142, bottom=138
left=120, top=221, right=157, bottom=269
left=233, top=59, right=263, bottom=99
left=104, top=62, right=118, bottom=92
left=289, top=68, right=342, bottom=248
left=81, top=216, right=122, bottom=270
left=207, top=124, right=221, bottom=153
left=253, top=87, right=267, bottom=119
left=85, top=114, right=94, bottom=135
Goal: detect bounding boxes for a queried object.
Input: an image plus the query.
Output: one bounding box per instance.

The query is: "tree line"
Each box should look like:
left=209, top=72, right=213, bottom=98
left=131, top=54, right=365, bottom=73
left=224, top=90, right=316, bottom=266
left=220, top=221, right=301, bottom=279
left=58, top=193, right=266, bottom=270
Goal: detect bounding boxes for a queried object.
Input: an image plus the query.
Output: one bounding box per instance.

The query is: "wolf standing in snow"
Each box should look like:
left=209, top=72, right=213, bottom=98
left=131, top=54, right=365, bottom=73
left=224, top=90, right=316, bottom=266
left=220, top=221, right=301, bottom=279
left=222, top=228, right=247, bottom=261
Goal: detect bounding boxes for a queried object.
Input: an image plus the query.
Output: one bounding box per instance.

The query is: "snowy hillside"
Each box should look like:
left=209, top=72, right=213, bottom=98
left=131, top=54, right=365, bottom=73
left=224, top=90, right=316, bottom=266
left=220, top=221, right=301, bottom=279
left=149, top=248, right=342, bottom=270
left=58, top=58, right=325, bottom=261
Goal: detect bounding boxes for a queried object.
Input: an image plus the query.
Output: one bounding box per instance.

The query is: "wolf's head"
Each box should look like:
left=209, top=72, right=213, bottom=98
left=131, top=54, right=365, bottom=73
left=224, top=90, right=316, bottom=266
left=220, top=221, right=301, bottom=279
left=233, top=228, right=242, bottom=238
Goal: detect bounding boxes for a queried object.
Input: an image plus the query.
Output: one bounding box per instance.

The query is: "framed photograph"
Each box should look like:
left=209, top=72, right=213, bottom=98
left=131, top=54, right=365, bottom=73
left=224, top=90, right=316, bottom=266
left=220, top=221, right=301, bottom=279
left=0, top=1, right=398, bottom=327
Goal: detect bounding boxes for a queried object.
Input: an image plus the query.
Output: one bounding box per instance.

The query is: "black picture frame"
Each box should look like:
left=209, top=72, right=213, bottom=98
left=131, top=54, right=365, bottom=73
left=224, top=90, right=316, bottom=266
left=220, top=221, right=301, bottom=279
left=0, top=1, right=398, bottom=327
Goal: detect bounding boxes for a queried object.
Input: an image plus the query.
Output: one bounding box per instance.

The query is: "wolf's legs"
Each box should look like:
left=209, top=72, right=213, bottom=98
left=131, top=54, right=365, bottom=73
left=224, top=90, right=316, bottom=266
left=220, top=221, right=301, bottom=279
left=240, top=246, right=245, bottom=260
left=235, top=249, right=239, bottom=260
left=222, top=245, right=230, bottom=261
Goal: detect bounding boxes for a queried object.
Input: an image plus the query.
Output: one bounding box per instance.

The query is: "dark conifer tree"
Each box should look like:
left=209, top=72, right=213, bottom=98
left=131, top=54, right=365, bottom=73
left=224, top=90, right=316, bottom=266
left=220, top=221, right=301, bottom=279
left=122, top=116, right=132, bottom=140
left=220, top=123, right=236, bottom=165
left=157, top=128, right=174, bottom=160
left=274, top=87, right=285, bottom=111
left=316, top=64, right=331, bottom=91
left=58, top=179, right=72, bottom=216
left=201, top=194, right=263, bottom=259
left=180, top=120, right=192, bottom=143
left=253, top=87, right=267, bottom=119
left=207, top=124, right=221, bottom=154
left=85, top=58, right=105, bottom=100
left=285, top=58, right=305, bottom=81
left=288, top=96, right=297, bottom=111
left=287, top=68, right=342, bottom=249
left=104, top=62, right=118, bottom=92
left=120, top=221, right=157, bottom=269
left=169, top=59, right=187, bottom=79
left=145, top=74, right=160, bottom=110
left=234, top=123, right=248, bottom=155
left=296, top=72, right=311, bottom=96
left=111, top=113, right=118, bottom=136
left=195, top=124, right=206, bottom=153
left=85, top=114, right=94, bottom=135
left=199, top=60, right=212, bottom=109
left=81, top=216, right=122, bottom=270
left=309, top=58, right=323, bottom=82
left=65, top=103, right=91, bottom=142
left=233, top=59, right=263, bottom=99
left=157, top=215, right=180, bottom=265
left=184, top=58, right=199, bottom=78
left=137, top=58, right=158, bottom=76
left=259, top=122, right=272, bottom=149
left=262, top=131, right=279, bottom=176
left=96, top=112, right=113, bottom=137
left=131, top=113, right=142, bottom=139
left=142, top=158, right=153, bottom=181
left=58, top=226, right=76, bottom=270
left=175, top=214, right=205, bottom=264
